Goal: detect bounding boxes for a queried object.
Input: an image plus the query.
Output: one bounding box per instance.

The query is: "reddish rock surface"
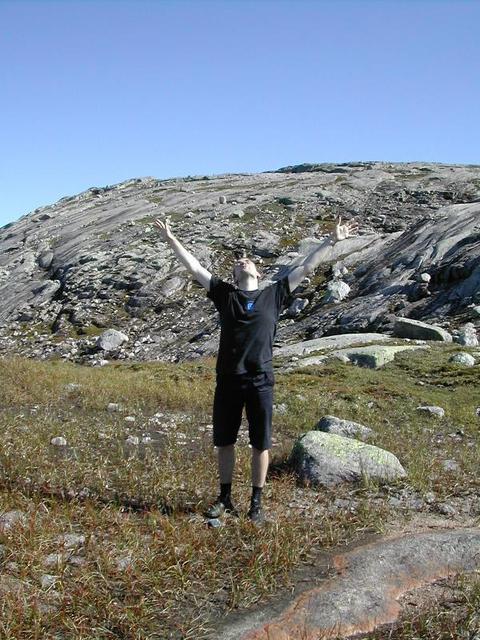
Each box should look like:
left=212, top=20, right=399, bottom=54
left=220, top=528, right=480, bottom=640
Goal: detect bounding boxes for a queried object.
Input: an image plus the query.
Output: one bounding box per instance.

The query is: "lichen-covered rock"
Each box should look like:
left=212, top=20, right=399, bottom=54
left=290, top=431, right=406, bottom=487
left=335, top=344, right=427, bottom=369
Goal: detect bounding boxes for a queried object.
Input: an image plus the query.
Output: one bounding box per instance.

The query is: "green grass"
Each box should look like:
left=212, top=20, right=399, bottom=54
left=0, top=346, right=478, bottom=638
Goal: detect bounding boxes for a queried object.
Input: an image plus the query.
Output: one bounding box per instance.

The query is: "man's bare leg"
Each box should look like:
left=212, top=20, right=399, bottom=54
left=205, top=445, right=237, bottom=518
left=251, top=447, right=269, bottom=487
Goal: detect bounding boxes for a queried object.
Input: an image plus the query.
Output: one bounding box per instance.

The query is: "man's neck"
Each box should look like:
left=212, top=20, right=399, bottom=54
left=236, top=275, right=258, bottom=291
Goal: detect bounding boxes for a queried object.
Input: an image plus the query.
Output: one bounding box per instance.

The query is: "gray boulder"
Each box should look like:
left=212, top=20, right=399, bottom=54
left=96, top=329, right=128, bottom=351
left=287, top=298, right=309, bottom=317
left=332, top=344, right=427, bottom=369
left=393, top=318, right=452, bottom=342
left=31, top=280, right=61, bottom=302
left=417, top=405, right=445, bottom=418
left=160, top=276, right=185, bottom=298
left=38, top=251, right=54, bottom=269
left=449, top=352, right=476, bottom=366
left=316, top=415, right=374, bottom=440
left=324, top=280, right=351, bottom=304
left=332, top=261, right=348, bottom=278
left=455, top=323, right=478, bottom=347
left=274, top=333, right=393, bottom=358
left=290, top=431, right=406, bottom=487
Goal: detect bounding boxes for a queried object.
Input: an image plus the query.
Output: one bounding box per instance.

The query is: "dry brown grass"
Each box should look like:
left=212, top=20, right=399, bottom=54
left=0, top=347, right=478, bottom=638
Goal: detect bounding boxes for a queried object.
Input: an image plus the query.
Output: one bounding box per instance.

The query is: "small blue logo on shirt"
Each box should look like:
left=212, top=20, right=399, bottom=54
left=246, top=300, right=255, bottom=311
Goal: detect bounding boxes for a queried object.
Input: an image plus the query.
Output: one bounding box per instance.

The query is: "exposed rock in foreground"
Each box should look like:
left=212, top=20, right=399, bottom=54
left=218, top=528, right=480, bottom=640
left=0, top=162, right=479, bottom=364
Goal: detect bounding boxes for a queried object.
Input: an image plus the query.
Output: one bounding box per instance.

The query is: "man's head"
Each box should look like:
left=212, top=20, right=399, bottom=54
left=232, top=256, right=261, bottom=287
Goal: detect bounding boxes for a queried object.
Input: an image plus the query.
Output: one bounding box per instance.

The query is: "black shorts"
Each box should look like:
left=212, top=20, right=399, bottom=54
left=212, top=371, right=274, bottom=451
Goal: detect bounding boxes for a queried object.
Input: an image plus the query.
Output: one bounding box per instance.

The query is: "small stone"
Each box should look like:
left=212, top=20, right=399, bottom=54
left=273, top=403, right=288, bottom=415
left=419, top=272, right=431, bottom=283
left=206, top=518, right=222, bottom=528
left=437, top=503, right=456, bottom=516
left=124, top=416, right=136, bottom=423
left=115, top=555, right=133, bottom=571
left=50, top=436, right=67, bottom=446
left=219, top=195, right=227, bottom=204
left=107, top=403, right=121, bottom=412
left=424, top=492, right=436, bottom=504
left=0, top=510, right=27, bottom=532
left=64, top=383, right=81, bottom=393
left=43, top=553, right=69, bottom=568
left=125, top=435, right=140, bottom=445
left=441, top=459, right=460, bottom=472
left=40, top=574, right=58, bottom=589
left=57, top=533, right=85, bottom=549
left=417, top=405, right=445, bottom=418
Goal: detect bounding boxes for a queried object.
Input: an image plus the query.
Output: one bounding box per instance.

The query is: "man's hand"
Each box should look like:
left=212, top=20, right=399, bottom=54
left=330, top=216, right=359, bottom=243
left=153, top=217, right=174, bottom=241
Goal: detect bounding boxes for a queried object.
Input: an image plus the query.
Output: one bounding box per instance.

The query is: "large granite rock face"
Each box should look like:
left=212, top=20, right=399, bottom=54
left=0, top=163, right=479, bottom=363
left=290, top=431, right=407, bottom=487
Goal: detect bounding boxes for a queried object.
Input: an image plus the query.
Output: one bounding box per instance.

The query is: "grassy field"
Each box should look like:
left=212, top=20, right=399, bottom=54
left=0, top=346, right=479, bottom=639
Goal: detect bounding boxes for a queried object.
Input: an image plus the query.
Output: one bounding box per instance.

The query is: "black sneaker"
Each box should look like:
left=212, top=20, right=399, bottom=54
left=204, top=498, right=238, bottom=519
left=247, top=504, right=265, bottom=525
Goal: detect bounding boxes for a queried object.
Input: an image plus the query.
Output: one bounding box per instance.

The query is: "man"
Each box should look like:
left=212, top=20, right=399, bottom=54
left=154, top=216, right=357, bottom=523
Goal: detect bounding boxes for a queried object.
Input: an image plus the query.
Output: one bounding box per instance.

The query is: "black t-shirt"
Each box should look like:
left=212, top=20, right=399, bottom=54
left=207, top=276, right=291, bottom=374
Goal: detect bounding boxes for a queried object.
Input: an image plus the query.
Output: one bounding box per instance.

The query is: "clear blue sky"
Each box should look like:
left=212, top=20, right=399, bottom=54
left=1, top=0, right=479, bottom=226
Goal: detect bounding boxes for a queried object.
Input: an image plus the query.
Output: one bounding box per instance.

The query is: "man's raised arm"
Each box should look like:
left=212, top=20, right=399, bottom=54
left=287, top=217, right=358, bottom=292
left=154, top=218, right=212, bottom=290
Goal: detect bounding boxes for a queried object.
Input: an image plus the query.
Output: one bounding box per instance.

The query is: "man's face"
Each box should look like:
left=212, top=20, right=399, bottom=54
left=233, top=257, right=259, bottom=283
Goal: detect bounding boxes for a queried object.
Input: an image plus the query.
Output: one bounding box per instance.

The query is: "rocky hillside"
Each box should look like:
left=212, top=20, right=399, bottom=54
left=0, top=162, right=479, bottom=363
